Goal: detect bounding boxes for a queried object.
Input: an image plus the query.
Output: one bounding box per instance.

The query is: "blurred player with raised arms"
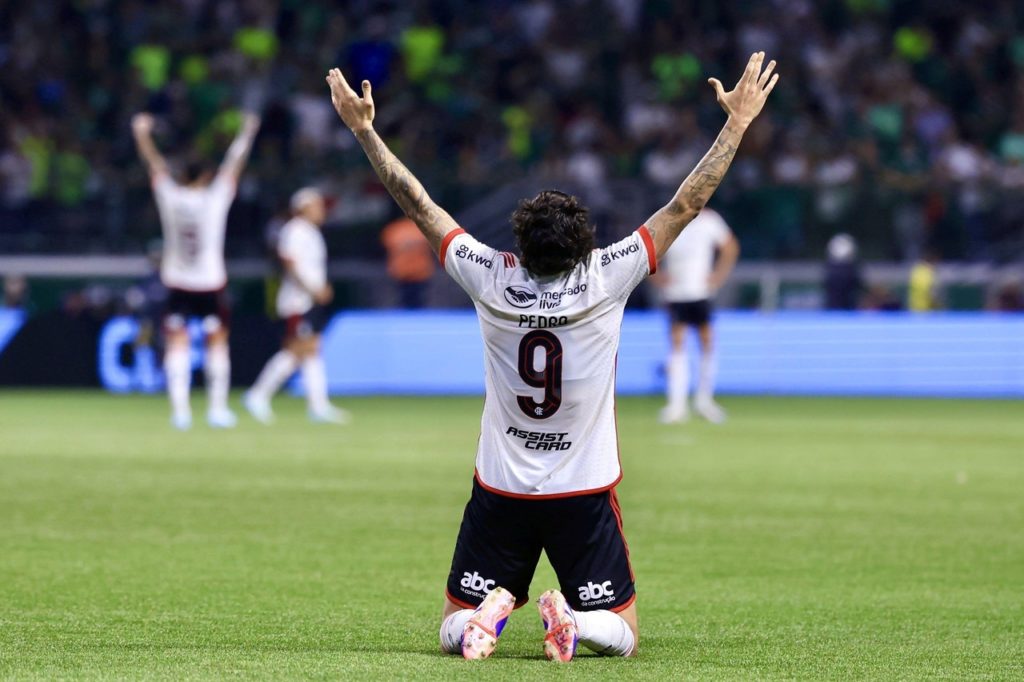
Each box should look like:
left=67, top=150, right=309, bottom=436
left=244, top=188, right=350, bottom=424
left=658, top=208, right=739, bottom=424
left=327, top=52, right=777, bottom=661
left=132, top=112, right=260, bottom=430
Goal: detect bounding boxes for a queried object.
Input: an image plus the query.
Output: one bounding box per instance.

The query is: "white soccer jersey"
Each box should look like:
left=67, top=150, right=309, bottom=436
left=660, top=208, right=731, bottom=303
left=276, top=217, right=327, bottom=317
left=152, top=172, right=235, bottom=291
left=442, top=225, right=656, bottom=497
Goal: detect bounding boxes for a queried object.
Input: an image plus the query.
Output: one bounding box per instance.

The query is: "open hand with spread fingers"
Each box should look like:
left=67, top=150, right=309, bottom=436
left=707, top=52, right=778, bottom=129
left=326, top=68, right=375, bottom=133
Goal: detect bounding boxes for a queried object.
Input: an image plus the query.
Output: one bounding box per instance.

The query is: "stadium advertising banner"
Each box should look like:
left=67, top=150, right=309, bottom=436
left=82, top=310, right=1024, bottom=398
left=316, top=311, right=1024, bottom=398
left=0, top=309, right=24, bottom=355
left=3, top=310, right=1012, bottom=397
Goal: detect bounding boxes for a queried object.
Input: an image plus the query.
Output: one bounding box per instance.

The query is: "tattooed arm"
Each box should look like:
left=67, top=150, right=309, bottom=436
left=646, top=52, right=779, bottom=258
left=646, top=122, right=744, bottom=256
left=352, top=128, right=459, bottom=253
left=326, top=68, right=458, bottom=254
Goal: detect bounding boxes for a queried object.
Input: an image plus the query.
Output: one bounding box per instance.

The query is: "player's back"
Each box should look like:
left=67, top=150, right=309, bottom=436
left=441, top=226, right=656, bottom=497
left=661, top=208, right=730, bottom=303
left=152, top=174, right=235, bottom=291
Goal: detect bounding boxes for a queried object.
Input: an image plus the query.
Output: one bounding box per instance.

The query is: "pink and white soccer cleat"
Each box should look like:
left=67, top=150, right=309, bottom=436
left=538, top=589, right=578, bottom=662
left=462, top=587, right=515, bottom=660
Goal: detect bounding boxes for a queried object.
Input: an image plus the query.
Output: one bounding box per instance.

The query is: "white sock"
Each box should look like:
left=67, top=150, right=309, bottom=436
left=205, top=343, right=231, bottom=414
left=164, top=346, right=191, bottom=419
left=302, top=355, right=330, bottom=413
left=666, top=349, right=689, bottom=409
left=696, top=350, right=717, bottom=403
left=249, top=350, right=298, bottom=402
left=573, top=609, right=636, bottom=657
left=439, top=609, right=474, bottom=654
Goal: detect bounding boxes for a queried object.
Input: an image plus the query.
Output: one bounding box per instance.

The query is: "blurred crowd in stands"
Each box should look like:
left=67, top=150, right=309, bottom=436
left=2, top=0, right=1024, bottom=264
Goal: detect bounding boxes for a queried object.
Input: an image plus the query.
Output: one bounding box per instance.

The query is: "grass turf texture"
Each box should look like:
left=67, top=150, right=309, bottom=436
left=0, top=391, right=1021, bottom=680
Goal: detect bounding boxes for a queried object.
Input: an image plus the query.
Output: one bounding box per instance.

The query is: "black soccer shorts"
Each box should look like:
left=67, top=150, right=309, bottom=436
left=668, top=299, right=712, bottom=327
left=445, top=478, right=636, bottom=613
left=285, top=305, right=329, bottom=340
left=163, top=288, right=230, bottom=332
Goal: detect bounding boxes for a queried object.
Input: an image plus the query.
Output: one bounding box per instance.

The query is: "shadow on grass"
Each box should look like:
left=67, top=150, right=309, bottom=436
left=350, top=642, right=633, bottom=664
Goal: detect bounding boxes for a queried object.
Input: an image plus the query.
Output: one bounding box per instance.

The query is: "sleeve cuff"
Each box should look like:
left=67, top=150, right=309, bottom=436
left=637, top=225, right=657, bottom=275
left=438, top=228, right=466, bottom=269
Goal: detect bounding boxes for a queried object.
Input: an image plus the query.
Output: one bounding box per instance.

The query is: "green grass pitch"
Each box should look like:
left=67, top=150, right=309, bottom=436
left=1, top=391, right=1021, bottom=680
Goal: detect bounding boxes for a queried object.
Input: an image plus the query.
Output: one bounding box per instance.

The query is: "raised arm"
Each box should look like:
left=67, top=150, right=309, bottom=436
left=131, top=113, right=169, bottom=179
left=326, top=68, right=459, bottom=254
left=645, top=52, right=778, bottom=258
left=218, top=113, right=261, bottom=181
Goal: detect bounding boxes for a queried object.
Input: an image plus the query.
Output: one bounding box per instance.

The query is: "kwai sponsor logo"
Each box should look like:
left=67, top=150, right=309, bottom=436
left=456, top=244, right=493, bottom=268
left=600, top=241, right=639, bottom=267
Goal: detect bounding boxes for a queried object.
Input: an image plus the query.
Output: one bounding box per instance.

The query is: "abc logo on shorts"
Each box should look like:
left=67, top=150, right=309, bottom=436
left=461, top=571, right=495, bottom=594
left=578, top=580, right=614, bottom=601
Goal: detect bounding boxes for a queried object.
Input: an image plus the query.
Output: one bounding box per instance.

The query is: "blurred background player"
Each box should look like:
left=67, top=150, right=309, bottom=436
left=244, top=188, right=349, bottom=425
left=824, top=233, right=863, bottom=311
left=658, top=207, right=739, bottom=424
left=131, top=111, right=260, bottom=430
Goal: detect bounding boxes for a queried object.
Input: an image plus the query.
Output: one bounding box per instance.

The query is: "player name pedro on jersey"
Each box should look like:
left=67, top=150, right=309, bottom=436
left=518, top=314, right=568, bottom=328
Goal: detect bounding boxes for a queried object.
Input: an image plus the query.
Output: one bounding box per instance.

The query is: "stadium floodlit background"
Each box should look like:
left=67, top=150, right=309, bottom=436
left=1, top=1, right=1022, bottom=679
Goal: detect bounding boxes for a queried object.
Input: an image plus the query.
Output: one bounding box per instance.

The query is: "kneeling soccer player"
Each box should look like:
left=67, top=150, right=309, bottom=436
left=326, top=52, right=778, bottom=660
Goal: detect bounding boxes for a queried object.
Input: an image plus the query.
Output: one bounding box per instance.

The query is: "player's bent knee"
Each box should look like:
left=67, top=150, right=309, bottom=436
left=617, top=603, right=640, bottom=656
left=439, top=594, right=482, bottom=656
left=441, top=595, right=466, bottom=621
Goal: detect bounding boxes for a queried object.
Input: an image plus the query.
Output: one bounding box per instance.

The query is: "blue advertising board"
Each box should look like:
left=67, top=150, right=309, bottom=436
left=94, top=311, right=1024, bottom=398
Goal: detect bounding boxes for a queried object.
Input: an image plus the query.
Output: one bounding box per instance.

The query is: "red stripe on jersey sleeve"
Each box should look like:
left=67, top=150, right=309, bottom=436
left=438, top=228, right=467, bottom=268
left=637, top=225, right=657, bottom=275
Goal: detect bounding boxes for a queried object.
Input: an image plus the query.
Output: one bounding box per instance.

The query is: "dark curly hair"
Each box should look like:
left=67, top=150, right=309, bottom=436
left=511, top=190, right=596, bottom=277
